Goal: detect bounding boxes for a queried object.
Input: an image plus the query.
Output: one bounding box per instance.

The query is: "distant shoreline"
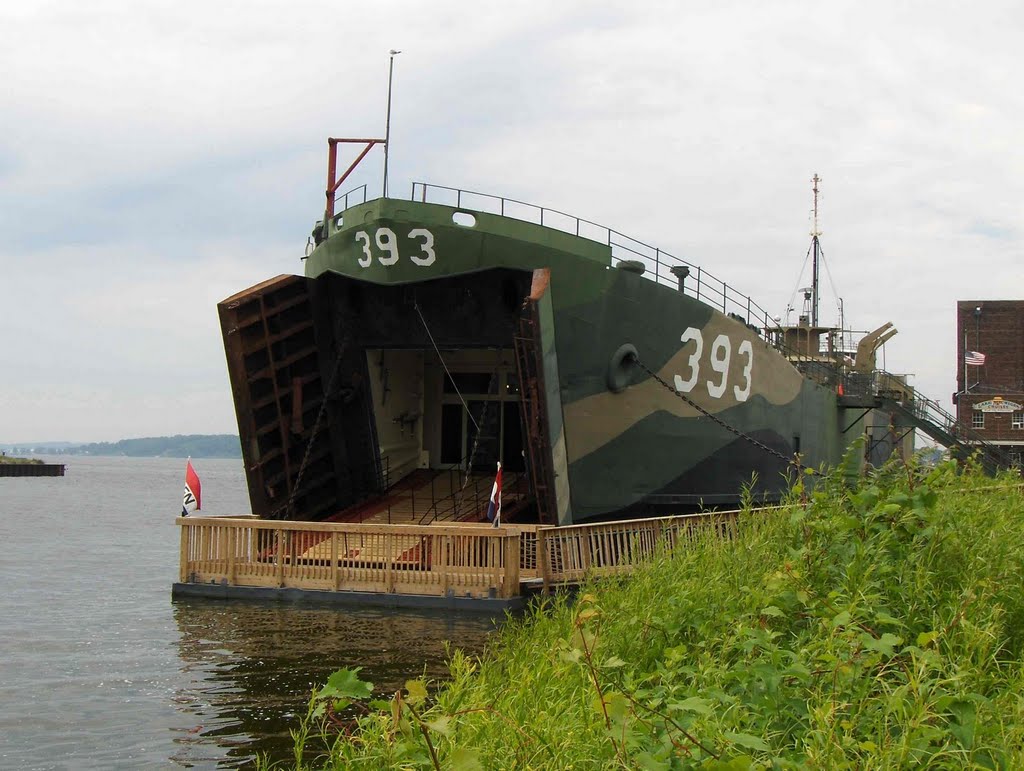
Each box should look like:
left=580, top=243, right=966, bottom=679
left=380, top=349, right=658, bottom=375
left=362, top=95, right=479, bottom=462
left=0, top=434, right=242, bottom=460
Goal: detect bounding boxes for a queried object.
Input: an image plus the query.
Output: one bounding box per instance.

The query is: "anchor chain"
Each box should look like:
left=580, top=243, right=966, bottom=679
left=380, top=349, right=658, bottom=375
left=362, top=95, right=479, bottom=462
left=632, top=357, right=819, bottom=477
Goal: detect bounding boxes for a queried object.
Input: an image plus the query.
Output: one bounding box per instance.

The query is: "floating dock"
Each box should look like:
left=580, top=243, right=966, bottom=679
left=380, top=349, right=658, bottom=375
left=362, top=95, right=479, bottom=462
left=0, top=462, right=65, bottom=477
left=172, top=510, right=739, bottom=610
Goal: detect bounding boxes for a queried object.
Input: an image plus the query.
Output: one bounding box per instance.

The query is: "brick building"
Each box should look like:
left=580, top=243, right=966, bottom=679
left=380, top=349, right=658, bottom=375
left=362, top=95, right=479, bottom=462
left=955, top=300, right=1024, bottom=466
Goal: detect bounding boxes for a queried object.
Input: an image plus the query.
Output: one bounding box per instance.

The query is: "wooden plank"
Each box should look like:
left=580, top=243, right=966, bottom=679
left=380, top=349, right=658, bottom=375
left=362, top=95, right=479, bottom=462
left=179, top=519, right=190, bottom=582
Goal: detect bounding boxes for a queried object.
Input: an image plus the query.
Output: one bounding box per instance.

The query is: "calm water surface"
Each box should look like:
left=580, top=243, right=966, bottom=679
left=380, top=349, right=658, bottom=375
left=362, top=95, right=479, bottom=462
left=0, top=456, right=500, bottom=769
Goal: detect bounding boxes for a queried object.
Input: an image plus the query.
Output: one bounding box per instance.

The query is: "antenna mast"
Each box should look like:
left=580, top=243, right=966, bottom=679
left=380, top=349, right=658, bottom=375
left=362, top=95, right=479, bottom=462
left=811, top=174, right=821, bottom=327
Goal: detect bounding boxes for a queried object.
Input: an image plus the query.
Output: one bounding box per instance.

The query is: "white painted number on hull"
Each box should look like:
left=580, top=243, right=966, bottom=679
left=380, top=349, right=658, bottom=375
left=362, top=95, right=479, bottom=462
left=408, top=228, right=436, bottom=265
left=354, top=227, right=437, bottom=267
left=673, top=327, right=753, bottom=402
left=673, top=328, right=703, bottom=393
left=734, top=340, right=753, bottom=401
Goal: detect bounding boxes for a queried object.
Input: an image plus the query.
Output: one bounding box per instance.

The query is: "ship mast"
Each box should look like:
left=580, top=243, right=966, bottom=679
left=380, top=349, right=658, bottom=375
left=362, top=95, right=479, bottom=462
left=810, top=174, right=821, bottom=328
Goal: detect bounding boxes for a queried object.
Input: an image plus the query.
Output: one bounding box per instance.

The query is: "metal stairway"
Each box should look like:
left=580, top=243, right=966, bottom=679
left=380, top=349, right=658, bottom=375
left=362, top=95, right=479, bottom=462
left=875, top=392, right=1014, bottom=475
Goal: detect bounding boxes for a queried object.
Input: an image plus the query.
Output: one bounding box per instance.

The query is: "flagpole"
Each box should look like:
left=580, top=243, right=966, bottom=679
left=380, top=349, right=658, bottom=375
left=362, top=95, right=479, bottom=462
left=383, top=49, right=401, bottom=198
left=963, top=332, right=968, bottom=396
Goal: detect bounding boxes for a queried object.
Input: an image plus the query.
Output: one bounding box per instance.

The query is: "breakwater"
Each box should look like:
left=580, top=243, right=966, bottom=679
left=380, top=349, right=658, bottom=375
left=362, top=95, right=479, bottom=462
left=0, top=462, right=65, bottom=477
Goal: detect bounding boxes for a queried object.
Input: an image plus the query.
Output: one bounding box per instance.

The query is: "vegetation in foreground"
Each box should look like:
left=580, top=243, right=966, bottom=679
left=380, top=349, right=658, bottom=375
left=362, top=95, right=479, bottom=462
left=274, top=459, right=1024, bottom=769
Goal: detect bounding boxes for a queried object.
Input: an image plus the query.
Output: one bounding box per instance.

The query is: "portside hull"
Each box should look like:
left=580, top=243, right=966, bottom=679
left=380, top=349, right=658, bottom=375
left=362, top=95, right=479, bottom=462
left=545, top=257, right=844, bottom=522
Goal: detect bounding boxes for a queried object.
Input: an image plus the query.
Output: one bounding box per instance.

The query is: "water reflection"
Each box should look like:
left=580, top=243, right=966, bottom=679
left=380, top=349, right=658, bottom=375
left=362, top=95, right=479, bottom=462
left=169, top=599, right=503, bottom=768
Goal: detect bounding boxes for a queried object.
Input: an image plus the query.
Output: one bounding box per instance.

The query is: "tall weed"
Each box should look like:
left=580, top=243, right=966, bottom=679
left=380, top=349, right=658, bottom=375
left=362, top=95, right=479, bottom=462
left=273, top=459, right=1024, bottom=769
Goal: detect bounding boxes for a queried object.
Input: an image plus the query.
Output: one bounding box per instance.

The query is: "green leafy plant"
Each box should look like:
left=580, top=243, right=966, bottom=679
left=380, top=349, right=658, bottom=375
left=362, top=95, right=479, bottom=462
left=271, top=459, right=1024, bottom=769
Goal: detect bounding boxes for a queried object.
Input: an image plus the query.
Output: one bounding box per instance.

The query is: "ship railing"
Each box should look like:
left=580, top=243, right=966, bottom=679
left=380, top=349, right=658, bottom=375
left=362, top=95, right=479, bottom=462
left=408, top=182, right=776, bottom=331
left=335, top=184, right=369, bottom=213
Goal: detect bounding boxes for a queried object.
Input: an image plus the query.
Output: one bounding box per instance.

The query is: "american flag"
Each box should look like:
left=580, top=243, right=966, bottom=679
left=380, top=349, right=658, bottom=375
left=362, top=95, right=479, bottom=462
left=965, top=351, right=986, bottom=366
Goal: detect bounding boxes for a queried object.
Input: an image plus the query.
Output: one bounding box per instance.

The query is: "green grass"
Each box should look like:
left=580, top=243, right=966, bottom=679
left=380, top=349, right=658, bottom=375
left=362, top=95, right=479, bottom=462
left=0, top=455, right=43, bottom=465
left=271, top=458, right=1024, bottom=769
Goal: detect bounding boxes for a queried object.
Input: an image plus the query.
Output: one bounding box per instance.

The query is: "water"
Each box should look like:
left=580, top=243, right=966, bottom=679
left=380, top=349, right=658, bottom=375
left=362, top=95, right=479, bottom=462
left=0, top=456, right=501, bottom=769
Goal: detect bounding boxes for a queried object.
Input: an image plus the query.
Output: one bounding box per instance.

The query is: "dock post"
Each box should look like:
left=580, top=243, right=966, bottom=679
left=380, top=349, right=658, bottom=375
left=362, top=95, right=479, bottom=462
left=538, top=528, right=551, bottom=594
left=227, top=526, right=237, bottom=584
left=219, top=526, right=228, bottom=579
left=331, top=532, right=340, bottom=590
left=503, top=532, right=521, bottom=598
left=441, top=535, right=451, bottom=595
left=178, top=520, right=189, bottom=583
left=277, top=527, right=285, bottom=588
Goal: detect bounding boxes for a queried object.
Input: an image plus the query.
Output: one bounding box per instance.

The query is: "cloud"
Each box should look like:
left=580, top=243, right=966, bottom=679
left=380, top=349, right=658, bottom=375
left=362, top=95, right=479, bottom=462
left=3, top=0, right=1024, bottom=441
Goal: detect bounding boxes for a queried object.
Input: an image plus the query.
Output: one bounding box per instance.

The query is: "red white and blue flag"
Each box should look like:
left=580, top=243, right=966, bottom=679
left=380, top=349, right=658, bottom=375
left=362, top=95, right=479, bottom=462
left=182, top=457, right=202, bottom=516
left=486, top=461, right=502, bottom=527
left=965, top=351, right=986, bottom=366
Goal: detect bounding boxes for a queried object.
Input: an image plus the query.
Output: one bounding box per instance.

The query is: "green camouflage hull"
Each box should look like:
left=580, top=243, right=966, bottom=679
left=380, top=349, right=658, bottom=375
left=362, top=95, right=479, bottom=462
left=221, top=198, right=856, bottom=525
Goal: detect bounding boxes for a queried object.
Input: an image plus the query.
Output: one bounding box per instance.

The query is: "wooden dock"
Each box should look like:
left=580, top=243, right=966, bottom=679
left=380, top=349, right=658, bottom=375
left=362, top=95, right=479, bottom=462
left=173, top=509, right=739, bottom=609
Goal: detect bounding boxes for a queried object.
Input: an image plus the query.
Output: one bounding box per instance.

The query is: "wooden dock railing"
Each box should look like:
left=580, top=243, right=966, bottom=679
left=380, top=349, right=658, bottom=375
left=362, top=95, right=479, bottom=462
left=535, top=511, right=738, bottom=589
left=178, top=517, right=522, bottom=599
left=176, top=509, right=744, bottom=601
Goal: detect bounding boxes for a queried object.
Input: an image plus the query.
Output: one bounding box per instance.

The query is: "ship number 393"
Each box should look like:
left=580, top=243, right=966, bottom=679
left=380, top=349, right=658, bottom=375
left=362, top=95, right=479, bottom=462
left=673, top=328, right=753, bottom=402
left=354, top=227, right=436, bottom=267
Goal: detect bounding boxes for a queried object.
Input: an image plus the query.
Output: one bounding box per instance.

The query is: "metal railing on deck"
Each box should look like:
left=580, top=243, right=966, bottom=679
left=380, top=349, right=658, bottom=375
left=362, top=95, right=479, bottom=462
left=178, top=517, right=521, bottom=599
left=408, top=182, right=777, bottom=330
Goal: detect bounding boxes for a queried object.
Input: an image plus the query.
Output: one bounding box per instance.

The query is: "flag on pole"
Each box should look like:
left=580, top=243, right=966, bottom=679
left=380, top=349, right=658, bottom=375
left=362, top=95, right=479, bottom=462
left=486, top=461, right=502, bottom=527
left=965, top=351, right=986, bottom=366
left=182, top=457, right=202, bottom=516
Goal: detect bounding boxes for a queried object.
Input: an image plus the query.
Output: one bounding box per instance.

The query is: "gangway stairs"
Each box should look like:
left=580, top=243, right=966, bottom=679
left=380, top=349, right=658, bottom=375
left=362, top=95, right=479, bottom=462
left=834, top=366, right=1014, bottom=475
left=876, top=393, right=1014, bottom=475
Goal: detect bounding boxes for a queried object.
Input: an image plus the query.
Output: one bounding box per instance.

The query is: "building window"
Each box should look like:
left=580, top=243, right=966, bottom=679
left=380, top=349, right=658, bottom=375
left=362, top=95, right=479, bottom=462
left=1013, top=412, right=1024, bottom=429
left=972, top=412, right=985, bottom=429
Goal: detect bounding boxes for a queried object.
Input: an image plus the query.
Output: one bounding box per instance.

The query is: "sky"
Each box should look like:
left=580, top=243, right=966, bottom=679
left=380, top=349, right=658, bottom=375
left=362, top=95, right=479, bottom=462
left=2, top=0, right=1022, bottom=443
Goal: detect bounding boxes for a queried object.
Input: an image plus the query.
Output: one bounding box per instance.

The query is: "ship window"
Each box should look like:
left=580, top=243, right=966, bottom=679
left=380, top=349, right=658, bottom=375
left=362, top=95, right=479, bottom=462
left=333, top=215, right=344, bottom=230
left=452, top=211, right=477, bottom=228
left=973, top=412, right=985, bottom=429
left=505, top=373, right=520, bottom=395
left=443, top=372, right=496, bottom=395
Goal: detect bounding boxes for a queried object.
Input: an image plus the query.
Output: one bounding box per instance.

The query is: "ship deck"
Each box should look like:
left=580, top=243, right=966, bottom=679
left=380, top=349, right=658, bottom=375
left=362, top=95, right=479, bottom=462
left=325, top=469, right=527, bottom=526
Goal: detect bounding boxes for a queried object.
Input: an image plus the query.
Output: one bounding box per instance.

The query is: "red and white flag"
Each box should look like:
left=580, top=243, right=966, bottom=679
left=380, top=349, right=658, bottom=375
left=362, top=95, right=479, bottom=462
left=965, top=351, right=986, bottom=366
left=182, top=457, right=202, bottom=516
left=486, top=461, right=502, bottom=527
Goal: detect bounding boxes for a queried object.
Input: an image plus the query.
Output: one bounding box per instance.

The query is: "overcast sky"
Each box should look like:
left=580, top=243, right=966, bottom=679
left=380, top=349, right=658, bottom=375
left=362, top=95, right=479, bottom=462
left=2, top=0, right=1021, bottom=443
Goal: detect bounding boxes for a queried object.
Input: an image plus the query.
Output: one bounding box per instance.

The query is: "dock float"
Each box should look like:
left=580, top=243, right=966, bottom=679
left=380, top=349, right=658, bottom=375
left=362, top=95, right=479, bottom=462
left=172, top=511, right=739, bottom=610
left=0, top=462, right=66, bottom=477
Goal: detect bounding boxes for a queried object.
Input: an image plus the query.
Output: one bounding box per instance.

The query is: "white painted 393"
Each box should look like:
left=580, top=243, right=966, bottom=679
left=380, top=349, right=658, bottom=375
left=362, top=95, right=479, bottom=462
left=673, top=327, right=753, bottom=402
left=354, top=227, right=436, bottom=267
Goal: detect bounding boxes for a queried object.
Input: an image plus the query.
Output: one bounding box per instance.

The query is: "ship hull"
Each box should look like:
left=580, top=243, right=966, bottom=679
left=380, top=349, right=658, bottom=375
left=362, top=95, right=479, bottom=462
left=219, top=198, right=854, bottom=525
